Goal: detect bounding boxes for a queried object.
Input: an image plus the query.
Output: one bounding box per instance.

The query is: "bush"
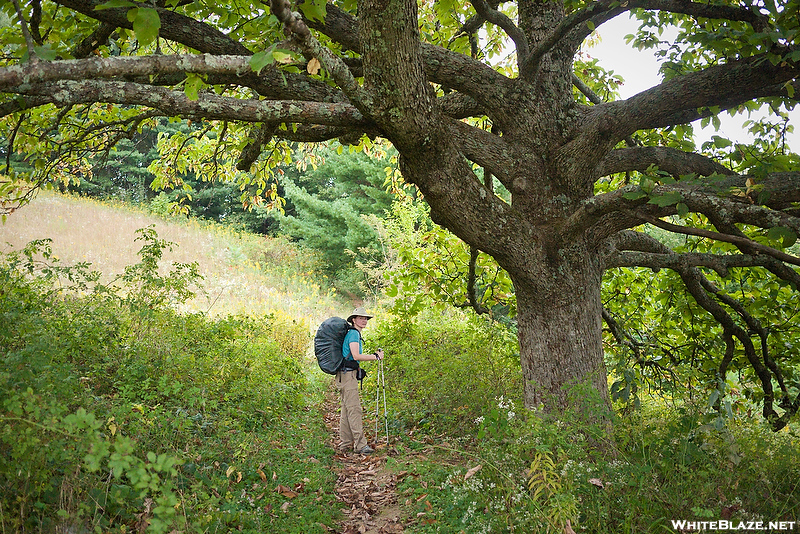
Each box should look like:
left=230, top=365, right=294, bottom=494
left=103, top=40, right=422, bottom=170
left=364, top=307, right=521, bottom=435
left=0, top=235, right=337, bottom=533
left=393, top=392, right=800, bottom=534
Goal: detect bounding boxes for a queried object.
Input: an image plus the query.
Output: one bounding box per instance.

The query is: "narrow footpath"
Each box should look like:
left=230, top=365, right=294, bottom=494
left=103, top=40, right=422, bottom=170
left=323, top=392, right=406, bottom=534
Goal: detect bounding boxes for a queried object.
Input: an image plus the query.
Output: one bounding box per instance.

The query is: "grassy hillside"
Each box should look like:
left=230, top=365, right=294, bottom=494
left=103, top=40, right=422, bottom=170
left=0, top=191, right=342, bottom=320
left=0, top=192, right=353, bottom=533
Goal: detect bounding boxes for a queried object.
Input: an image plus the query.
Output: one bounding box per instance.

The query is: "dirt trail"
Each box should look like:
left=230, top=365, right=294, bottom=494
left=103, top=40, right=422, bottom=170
left=323, top=392, right=406, bottom=534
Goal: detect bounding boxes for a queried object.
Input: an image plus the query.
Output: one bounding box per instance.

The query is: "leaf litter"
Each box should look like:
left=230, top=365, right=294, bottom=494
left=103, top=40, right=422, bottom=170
left=323, top=391, right=407, bottom=534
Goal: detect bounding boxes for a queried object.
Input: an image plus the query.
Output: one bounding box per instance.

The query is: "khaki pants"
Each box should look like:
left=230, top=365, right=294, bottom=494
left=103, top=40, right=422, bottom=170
left=335, top=370, right=367, bottom=451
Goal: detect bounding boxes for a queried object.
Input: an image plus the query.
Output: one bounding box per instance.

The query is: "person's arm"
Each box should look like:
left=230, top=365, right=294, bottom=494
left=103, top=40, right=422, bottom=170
left=350, top=342, right=384, bottom=361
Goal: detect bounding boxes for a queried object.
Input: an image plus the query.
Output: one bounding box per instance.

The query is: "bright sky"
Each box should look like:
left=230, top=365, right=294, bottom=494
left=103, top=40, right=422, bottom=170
left=586, top=14, right=799, bottom=154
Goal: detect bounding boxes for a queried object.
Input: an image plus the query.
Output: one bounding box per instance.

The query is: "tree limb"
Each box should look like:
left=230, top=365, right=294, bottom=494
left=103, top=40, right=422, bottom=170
left=9, top=80, right=369, bottom=128
left=468, top=0, right=529, bottom=63
left=561, top=172, right=800, bottom=244
left=236, top=122, right=279, bottom=171
left=269, top=0, right=372, bottom=112
left=603, top=229, right=799, bottom=429
left=635, top=212, right=800, bottom=267
left=594, top=146, right=734, bottom=179
left=595, top=51, right=800, bottom=140
left=11, top=0, right=40, bottom=62
left=71, top=22, right=117, bottom=59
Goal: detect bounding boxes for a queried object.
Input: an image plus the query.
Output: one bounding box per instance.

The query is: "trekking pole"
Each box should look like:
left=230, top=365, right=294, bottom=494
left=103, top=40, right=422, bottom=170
left=380, top=357, right=388, bottom=444
left=374, top=355, right=389, bottom=445
left=374, top=360, right=380, bottom=444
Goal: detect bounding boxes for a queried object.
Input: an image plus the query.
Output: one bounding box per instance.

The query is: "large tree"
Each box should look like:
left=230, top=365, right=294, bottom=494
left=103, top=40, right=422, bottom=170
left=1, top=0, right=799, bottom=428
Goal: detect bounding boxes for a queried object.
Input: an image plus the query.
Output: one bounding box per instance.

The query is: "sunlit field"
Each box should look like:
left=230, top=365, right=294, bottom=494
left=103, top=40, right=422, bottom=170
left=0, top=191, right=342, bottom=321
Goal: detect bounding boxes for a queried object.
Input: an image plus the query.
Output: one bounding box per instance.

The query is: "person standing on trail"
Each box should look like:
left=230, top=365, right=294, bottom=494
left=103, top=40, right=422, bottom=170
left=336, top=306, right=384, bottom=455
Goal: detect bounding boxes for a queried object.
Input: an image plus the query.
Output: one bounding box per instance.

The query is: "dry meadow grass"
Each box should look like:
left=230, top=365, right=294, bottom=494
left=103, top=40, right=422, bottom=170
left=0, top=191, right=343, bottom=325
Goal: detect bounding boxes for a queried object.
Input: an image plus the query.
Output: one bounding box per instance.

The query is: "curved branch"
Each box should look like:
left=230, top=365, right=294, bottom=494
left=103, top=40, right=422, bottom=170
left=560, top=0, right=769, bottom=67
left=469, top=0, right=529, bottom=62
left=465, top=245, right=491, bottom=315
left=56, top=0, right=251, bottom=56
left=523, top=0, right=620, bottom=73
left=11, top=0, right=40, bottom=62
left=447, top=118, right=514, bottom=188
left=10, top=80, right=369, bottom=128
left=71, top=21, right=116, bottom=59
left=595, top=50, right=799, bottom=141
left=561, top=172, right=800, bottom=244
left=269, top=0, right=371, bottom=111
left=698, top=276, right=790, bottom=399
left=303, top=1, right=513, bottom=108
left=594, top=146, right=733, bottom=179
left=602, top=229, right=799, bottom=429
left=635, top=212, right=800, bottom=268
left=602, top=307, right=642, bottom=361
left=604, top=249, right=778, bottom=275
left=676, top=265, right=797, bottom=431
left=0, top=53, right=347, bottom=105
left=236, top=122, right=278, bottom=171
left=0, top=95, right=51, bottom=117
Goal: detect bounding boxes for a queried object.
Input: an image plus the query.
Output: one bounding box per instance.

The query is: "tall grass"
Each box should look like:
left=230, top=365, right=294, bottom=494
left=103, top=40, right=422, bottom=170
left=0, top=192, right=359, bottom=533
left=0, top=225, right=343, bottom=533
left=0, top=191, right=342, bottom=321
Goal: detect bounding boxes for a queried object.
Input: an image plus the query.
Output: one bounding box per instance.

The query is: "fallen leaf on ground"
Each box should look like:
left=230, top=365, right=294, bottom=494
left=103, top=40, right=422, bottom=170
left=464, top=464, right=482, bottom=480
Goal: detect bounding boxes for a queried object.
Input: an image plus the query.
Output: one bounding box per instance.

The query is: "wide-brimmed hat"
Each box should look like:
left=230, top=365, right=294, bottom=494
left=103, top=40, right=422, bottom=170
left=347, top=306, right=374, bottom=321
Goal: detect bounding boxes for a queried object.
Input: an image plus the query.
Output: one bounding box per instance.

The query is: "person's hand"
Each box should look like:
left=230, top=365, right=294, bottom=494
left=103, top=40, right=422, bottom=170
left=375, top=348, right=384, bottom=360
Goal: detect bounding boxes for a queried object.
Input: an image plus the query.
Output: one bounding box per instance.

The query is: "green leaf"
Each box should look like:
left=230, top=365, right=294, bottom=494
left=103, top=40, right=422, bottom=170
left=639, top=176, right=656, bottom=194
left=299, top=0, right=327, bottom=22
left=128, top=7, right=161, bottom=47
left=647, top=191, right=683, bottom=207
left=249, top=50, right=274, bottom=74
left=184, top=73, right=205, bottom=101
left=676, top=202, right=689, bottom=218
left=32, top=45, right=58, bottom=61
left=623, top=190, right=647, bottom=200
left=272, top=50, right=294, bottom=64
left=784, top=80, right=796, bottom=98
left=94, top=0, right=135, bottom=10
left=712, top=136, right=733, bottom=148
left=767, top=226, right=797, bottom=248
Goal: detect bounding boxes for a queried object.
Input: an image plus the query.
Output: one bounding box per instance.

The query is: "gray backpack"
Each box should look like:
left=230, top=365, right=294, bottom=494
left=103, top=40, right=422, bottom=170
left=314, top=317, right=359, bottom=374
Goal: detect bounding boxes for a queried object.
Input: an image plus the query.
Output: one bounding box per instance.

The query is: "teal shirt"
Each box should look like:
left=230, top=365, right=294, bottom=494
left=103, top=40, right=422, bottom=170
left=342, top=329, right=362, bottom=361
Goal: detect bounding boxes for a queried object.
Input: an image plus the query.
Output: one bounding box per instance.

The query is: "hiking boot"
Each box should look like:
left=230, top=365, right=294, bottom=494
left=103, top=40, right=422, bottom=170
left=358, top=445, right=375, bottom=455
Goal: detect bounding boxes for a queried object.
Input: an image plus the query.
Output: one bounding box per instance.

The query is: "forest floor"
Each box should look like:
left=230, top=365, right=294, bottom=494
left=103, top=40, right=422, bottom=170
left=323, top=391, right=408, bottom=534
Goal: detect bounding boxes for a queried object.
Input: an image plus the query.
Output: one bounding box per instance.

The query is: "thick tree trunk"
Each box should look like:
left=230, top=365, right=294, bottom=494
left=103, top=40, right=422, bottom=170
left=512, top=245, right=610, bottom=417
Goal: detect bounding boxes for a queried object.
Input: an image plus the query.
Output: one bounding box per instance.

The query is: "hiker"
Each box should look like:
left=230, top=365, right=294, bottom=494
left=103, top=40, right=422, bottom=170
left=336, top=306, right=384, bottom=455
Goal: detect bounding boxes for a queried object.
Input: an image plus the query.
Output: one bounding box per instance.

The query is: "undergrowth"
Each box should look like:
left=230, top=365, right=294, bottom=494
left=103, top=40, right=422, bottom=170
left=2, top=202, right=799, bottom=533
left=360, top=309, right=800, bottom=533
left=0, top=230, right=339, bottom=533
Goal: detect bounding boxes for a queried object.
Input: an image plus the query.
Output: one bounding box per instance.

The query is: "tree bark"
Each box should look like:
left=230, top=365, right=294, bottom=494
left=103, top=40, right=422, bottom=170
left=513, top=241, right=609, bottom=414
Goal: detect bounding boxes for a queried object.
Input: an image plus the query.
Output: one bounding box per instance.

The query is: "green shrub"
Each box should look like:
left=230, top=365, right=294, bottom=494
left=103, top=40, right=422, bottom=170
left=364, top=307, right=521, bottom=435
left=0, top=235, right=337, bottom=533
left=394, top=394, right=800, bottom=534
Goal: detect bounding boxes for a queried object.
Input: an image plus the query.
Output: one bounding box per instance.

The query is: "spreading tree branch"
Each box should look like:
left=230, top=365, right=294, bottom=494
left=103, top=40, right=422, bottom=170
left=633, top=211, right=800, bottom=267
left=468, top=0, right=529, bottom=63
left=602, top=230, right=800, bottom=430
left=561, top=172, right=800, bottom=244
left=594, top=146, right=733, bottom=179
left=236, top=122, right=278, bottom=171
left=8, top=79, right=368, bottom=127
